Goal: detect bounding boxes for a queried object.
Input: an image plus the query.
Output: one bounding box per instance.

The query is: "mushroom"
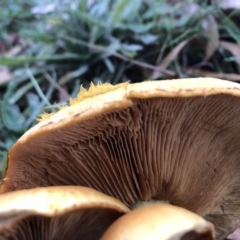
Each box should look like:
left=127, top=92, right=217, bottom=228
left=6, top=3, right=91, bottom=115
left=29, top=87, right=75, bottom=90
left=101, top=204, right=215, bottom=240
left=2, top=78, right=240, bottom=239
left=0, top=186, right=129, bottom=239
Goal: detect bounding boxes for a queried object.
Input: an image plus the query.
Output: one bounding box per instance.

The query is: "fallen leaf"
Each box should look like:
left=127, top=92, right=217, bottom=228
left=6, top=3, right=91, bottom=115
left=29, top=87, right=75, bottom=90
left=0, top=66, right=13, bottom=84
left=185, top=67, right=240, bottom=81
left=5, top=45, right=24, bottom=57
left=159, top=40, right=190, bottom=69
left=202, top=14, right=219, bottom=61
left=150, top=35, right=196, bottom=79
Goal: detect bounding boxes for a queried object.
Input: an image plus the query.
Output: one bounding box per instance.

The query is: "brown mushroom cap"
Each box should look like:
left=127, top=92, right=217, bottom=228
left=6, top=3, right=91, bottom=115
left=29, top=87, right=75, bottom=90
left=2, top=78, right=240, bottom=239
left=0, top=186, right=129, bottom=240
left=101, top=204, right=215, bottom=240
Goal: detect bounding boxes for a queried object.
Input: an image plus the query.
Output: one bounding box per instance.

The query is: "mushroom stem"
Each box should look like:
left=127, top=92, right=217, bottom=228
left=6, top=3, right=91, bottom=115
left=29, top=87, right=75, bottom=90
left=130, top=199, right=170, bottom=210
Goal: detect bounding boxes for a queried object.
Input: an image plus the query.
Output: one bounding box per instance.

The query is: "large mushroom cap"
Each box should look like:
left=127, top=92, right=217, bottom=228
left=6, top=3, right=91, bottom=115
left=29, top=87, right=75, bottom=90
left=0, top=186, right=129, bottom=240
left=2, top=78, right=240, bottom=239
left=101, top=204, right=215, bottom=240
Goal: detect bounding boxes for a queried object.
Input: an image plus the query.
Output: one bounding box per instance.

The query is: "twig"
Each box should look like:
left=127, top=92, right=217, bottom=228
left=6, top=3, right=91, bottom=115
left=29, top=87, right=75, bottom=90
left=60, top=35, right=176, bottom=76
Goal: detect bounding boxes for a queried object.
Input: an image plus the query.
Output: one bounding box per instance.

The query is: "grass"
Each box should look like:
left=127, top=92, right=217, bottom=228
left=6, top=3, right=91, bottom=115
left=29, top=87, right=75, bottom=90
left=1, top=0, right=240, bottom=176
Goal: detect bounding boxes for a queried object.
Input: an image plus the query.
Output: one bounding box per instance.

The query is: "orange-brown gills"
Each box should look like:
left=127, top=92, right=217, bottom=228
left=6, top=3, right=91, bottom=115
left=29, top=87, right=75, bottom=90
left=2, top=78, right=240, bottom=239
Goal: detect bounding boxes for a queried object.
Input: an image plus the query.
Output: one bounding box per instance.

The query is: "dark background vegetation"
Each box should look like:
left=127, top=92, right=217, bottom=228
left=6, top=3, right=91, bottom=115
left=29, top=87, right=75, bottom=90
left=1, top=0, right=240, bottom=176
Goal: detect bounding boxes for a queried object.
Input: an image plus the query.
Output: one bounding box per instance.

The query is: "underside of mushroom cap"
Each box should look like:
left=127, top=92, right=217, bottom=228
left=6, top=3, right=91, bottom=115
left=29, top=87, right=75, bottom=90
left=0, top=186, right=129, bottom=240
left=101, top=204, right=215, bottom=240
left=2, top=78, right=240, bottom=239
